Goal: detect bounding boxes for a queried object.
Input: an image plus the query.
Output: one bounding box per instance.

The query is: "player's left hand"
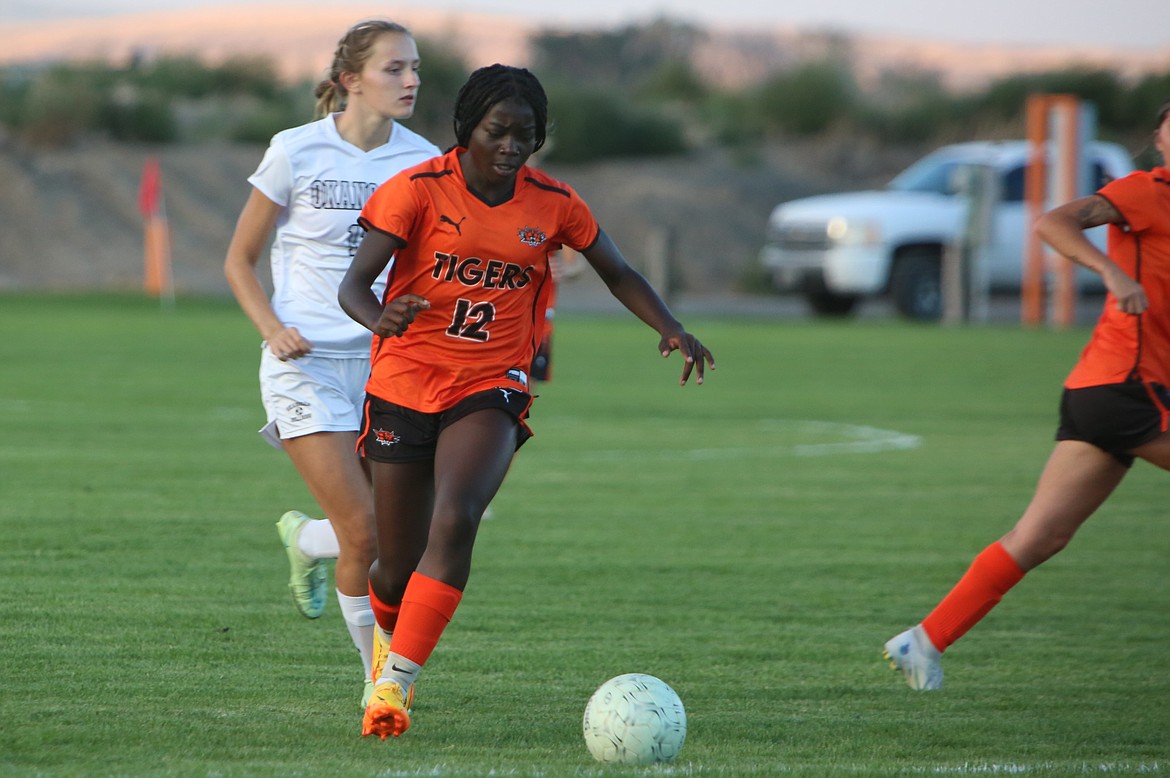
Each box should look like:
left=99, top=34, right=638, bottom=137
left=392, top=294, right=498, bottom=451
left=659, top=330, right=715, bottom=386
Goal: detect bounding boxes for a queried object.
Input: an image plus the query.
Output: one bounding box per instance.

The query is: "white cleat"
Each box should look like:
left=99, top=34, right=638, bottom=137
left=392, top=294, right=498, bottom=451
left=883, top=625, right=943, bottom=690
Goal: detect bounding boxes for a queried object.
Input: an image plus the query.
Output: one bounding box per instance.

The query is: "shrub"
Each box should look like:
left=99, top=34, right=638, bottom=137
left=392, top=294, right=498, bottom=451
left=97, top=95, right=178, bottom=142
left=17, top=64, right=107, bottom=146
left=754, top=58, right=857, bottom=136
left=543, top=88, right=687, bottom=163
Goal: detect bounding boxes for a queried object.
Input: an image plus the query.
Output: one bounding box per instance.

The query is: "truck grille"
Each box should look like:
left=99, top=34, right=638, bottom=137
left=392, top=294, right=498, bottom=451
left=773, top=223, right=831, bottom=251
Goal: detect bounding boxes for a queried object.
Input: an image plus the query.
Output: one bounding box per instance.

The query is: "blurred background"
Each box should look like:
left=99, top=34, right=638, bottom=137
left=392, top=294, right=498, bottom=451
left=1, top=0, right=1167, bottom=315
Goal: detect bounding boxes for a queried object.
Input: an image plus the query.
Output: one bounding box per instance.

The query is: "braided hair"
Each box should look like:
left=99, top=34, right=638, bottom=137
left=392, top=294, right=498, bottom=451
left=452, top=65, right=548, bottom=152
left=313, top=20, right=412, bottom=118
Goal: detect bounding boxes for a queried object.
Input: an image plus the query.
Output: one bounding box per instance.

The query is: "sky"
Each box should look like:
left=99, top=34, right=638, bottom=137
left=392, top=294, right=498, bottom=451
left=4, top=0, right=1169, bottom=50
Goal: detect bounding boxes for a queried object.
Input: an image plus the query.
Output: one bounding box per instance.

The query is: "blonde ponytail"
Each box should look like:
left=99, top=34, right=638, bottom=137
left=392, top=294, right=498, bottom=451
left=313, top=78, right=343, bottom=119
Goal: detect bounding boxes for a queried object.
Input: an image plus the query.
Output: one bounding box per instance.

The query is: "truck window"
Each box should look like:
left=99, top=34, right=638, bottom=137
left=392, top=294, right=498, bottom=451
left=889, top=159, right=962, bottom=195
left=1001, top=161, right=1114, bottom=203
left=1001, top=166, right=1026, bottom=203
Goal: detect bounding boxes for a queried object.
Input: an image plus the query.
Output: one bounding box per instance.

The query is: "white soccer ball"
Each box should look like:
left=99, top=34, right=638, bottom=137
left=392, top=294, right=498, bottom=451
left=582, top=673, right=687, bottom=765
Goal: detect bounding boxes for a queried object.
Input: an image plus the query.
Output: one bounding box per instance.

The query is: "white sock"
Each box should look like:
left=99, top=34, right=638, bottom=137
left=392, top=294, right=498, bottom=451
left=336, top=590, right=375, bottom=678
left=297, top=518, right=339, bottom=560
left=380, top=652, right=421, bottom=690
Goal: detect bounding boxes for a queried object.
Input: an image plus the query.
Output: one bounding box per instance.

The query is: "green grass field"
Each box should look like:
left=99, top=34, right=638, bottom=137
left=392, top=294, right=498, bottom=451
left=2, top=293, right=1167, bottom=777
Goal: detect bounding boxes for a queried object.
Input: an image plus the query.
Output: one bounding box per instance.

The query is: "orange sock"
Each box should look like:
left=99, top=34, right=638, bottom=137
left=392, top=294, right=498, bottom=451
left=368, top=583, right=400, bottom=633
left=921, top=541, right=1025, bottom=652
left=388, top=573, right=463, bottom=667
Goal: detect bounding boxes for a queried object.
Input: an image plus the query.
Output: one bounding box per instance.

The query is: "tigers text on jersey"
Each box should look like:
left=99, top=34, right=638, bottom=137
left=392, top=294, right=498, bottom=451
left=249, top=114, right=439, bottom=356
left=1065, top=167, right=1170, bottom=389
left=358, top=148, right=600, bottom=412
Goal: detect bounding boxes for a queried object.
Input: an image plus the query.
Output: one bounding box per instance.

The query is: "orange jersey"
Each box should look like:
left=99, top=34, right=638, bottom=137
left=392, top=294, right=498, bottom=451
left=1065, top=167, right=1170, bottom=389
left=357, top=149, right=599, bottom=412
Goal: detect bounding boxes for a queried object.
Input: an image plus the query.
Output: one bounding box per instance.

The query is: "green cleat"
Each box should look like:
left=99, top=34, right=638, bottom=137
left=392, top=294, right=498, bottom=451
left=275, top=511, right=327, bottom=619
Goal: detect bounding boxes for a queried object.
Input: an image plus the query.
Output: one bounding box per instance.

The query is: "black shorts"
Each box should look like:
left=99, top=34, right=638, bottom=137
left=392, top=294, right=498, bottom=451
left=359, top=388, right=533, bottom=463
left=1056, top=382, right=1169, bottom=467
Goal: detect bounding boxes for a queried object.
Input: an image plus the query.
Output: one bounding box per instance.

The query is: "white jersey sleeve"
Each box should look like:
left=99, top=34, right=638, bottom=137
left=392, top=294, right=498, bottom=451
left=247, top=134, right=294, bottom=207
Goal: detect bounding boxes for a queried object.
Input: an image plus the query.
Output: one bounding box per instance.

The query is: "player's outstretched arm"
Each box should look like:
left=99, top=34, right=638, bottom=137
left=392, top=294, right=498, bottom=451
left=581, top=228, right=715, bottom=385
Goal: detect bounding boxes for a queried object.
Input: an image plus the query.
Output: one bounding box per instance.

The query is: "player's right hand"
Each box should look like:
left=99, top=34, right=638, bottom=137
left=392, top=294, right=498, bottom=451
left=269, top=325, right=312, bottom=361
left=1104, top=266, right=1148, bottom=315
left=374, top=294, right=430, bottom=338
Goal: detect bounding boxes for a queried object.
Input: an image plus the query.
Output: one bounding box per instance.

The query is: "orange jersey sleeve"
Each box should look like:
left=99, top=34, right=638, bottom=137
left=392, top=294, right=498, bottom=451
left=1065, top=167, right=1170, bottom=389
left=357, top=150, right=599, bottom=412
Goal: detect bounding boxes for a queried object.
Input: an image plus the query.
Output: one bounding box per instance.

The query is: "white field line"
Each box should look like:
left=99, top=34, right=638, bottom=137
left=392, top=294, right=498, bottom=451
left=574, top=419, right=921, bottom=461
left=919, top=764, right=1165, bottom=775
left=371, top=761, right=1164, bottom=776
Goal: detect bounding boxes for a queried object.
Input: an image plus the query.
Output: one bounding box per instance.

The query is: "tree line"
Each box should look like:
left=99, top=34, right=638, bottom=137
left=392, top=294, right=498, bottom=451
left=2, top=19, right=1167, bottom=165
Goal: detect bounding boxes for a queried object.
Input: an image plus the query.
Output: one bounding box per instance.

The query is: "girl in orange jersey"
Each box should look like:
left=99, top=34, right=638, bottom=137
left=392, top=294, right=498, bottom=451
left=338, top=64, right=714, bottom=738
left=885, top=98, right=1170, bottom=691
left=224, top=20, right=439, bottom=707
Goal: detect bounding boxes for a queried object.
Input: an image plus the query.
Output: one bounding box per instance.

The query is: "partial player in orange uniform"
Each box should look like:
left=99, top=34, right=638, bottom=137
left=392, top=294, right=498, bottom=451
left=530, top=249, right=583, bottom=382
left=338, top=64, right=714, bottom=738
left=885, top=98, right=1170, bottom=690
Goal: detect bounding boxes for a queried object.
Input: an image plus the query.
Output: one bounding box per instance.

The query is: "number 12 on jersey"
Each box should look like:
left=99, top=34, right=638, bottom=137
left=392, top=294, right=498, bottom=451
left=446, top=298, right=494, bottom=342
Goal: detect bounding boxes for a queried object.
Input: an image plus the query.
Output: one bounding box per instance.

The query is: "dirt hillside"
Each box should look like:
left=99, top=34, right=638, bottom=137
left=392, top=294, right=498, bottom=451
left=0, top=135, right=921, bottom=299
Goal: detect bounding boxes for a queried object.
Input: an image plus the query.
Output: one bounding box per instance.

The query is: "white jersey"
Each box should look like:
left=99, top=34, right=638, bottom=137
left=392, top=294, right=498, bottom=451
left=248, top=114, right=440, bottom=357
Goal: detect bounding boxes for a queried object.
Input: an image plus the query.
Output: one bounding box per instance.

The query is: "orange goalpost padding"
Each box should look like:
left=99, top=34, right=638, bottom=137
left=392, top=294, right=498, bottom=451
left=1023, top=94, right=1089, bottom=329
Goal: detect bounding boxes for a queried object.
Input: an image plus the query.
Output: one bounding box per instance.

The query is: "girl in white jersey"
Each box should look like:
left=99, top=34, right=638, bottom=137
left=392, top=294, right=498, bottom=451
left=223, top=19, right=439, bottom=707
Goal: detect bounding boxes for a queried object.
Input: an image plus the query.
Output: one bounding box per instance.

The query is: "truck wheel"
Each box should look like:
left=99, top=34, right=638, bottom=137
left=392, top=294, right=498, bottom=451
left=891, top=250, right=942, bottom=321
left=803, top=287, right=859, bottom=317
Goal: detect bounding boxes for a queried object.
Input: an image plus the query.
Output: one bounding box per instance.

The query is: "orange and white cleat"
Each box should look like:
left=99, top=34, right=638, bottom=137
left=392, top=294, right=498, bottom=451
left=362, top=681, right=412, bottom=739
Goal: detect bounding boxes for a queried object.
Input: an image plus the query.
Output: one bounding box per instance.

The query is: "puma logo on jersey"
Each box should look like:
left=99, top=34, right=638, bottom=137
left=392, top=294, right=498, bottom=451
left=497, top=388, right=516, bottom=403
left=518, top=226, right=547, bottom=247
left=372, top=428, right=400, bottom=446
left=440, top=214, right=466, bottom=235
left=431, top=252, right=534, bottom=290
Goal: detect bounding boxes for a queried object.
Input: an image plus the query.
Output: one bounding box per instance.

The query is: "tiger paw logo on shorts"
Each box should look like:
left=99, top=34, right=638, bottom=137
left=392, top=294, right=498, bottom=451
left=518, top=226, right=546, bottom=247
left=373, top=428, right=401, bottom=446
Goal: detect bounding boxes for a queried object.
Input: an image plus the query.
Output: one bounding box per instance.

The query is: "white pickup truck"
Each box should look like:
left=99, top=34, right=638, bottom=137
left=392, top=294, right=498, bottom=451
left=759, top=140, right=1136, bottom=319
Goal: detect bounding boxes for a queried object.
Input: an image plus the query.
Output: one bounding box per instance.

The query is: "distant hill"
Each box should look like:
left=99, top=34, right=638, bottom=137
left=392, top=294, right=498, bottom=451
left=2, top=3, right=1168, bottom=90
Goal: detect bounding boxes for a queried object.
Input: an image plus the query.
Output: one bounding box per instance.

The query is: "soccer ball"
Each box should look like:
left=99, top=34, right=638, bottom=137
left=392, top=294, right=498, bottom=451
left=582, top=673, right=687, bottom=765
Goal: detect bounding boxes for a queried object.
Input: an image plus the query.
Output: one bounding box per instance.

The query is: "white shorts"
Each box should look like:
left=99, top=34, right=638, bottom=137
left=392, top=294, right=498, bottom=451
left=258, top=345, right=370, bottom=450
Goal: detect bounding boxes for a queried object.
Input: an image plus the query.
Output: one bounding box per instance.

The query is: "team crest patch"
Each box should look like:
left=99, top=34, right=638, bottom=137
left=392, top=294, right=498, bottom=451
left=372, top=428, right=400, bottom=447
left=518, top=226, right=547, bottom=247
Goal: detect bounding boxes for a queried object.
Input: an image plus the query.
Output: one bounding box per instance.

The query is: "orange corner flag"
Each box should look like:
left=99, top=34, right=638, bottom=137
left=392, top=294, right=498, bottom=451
left=138, top=156, right=162, bottom=219
left=139, top=157, right=173, bottom=304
